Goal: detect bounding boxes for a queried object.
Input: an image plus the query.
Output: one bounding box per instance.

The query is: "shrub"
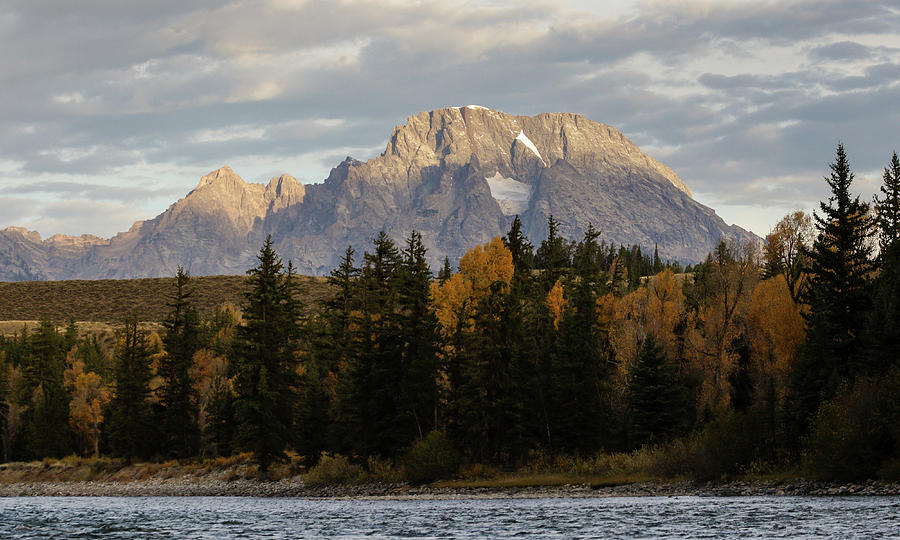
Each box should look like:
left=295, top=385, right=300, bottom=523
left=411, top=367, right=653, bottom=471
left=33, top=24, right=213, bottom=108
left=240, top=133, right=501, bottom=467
left=803, top=378, right=894, bottom=482
left=304, top=453, right=363, bottom=486
left=401, top=431, right=460, bottom=484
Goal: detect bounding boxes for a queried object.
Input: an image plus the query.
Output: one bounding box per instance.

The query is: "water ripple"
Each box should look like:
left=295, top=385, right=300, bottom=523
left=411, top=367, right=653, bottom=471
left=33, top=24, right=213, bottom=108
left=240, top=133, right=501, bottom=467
left=1, top=496, right=899, bottom=538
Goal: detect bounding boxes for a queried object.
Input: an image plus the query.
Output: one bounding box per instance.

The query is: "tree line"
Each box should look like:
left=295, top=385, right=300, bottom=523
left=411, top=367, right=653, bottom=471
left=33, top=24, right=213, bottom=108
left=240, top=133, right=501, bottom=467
left=1, top=144, right=899, bottom=481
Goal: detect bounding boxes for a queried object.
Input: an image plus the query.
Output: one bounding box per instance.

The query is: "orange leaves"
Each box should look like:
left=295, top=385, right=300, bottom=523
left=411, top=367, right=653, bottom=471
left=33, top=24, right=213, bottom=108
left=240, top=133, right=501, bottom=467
left=64, top=358, right=111, bottom=457
left=746, top=275, right=805, bottom=386
left=430, top=237, right=514, bottom=335
left=430, top=274, right=471, bottom=334
left=545, top=280, right=566, bottom=330
left=458, top=237, right=515, bottom=292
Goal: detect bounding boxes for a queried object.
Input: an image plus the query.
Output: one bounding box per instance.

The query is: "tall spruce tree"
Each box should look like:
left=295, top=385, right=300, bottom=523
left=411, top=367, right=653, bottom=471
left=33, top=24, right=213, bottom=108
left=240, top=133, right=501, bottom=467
left=352, top=231, right=405, bottom=456
left=794, top=144, right=874, bottom=427
left=534, top=215, right=570, bottom=282
left=628, top=335, right=684, bottom=448
left=23, top=319, right=70, bottom=459
left=397, top=231, right=441, bottom=440
left=160, top=267, right=201, bottom=458
left=548, top=224, right=611, bottom=452
left=503, top=215, right=534, bottom=275
left=107, top=318, right=155, bottom=460
left=869, top=152, right=900, bottom=373
left=232, top=236, right=301, bottom=472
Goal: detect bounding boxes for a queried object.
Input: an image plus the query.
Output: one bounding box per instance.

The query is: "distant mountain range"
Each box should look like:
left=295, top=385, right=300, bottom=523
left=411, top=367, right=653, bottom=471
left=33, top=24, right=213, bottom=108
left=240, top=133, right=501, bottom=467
left=0, top=106, right=757, bottom=281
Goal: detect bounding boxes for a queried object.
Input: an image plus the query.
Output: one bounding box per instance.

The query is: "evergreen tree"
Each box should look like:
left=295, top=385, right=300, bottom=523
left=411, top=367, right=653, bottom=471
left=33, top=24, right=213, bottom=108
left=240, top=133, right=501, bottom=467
left=794, top=144, right=874, bottom=428
left=397, top=231, right=441, bottom=440
left=869, top=152, right=900, bottom=373
left=547, top=225, right=612, bottom=452
left=503, top=215, right=534, bottom=274
left=874, top=152, right=900, bottom=252
left=106, top=318, right=155, bottom=460
left=437, top=257, right=453, bottom=284
left=160, top=267, right=201, bottom=458
left=232, top=236, right=301, bottom=472
left=628, top=335, right=684, bottom=447
left=346, top=231, right=405, bottom=457
left=534, top=215, right=570, bottom=281
left=22, top=320, right=71, bottom=459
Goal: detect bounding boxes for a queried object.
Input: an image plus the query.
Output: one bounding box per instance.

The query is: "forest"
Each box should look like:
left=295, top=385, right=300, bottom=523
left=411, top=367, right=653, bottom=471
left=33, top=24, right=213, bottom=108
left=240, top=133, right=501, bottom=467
left=1, top=144, right=899, bottom=483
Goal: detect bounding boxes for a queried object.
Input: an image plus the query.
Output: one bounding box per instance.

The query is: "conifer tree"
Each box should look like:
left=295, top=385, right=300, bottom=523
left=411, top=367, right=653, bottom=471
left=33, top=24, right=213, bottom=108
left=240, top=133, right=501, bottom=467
left=534, top=215, right=570, bottom=281
left=232, top=236, right=301, bottom=472
left=869, top=152, right=900, bottom=373
left=397, top=231, right=441, bottom=440
left=874, top=152, right=900, bottom=252
left=628, top=335, right=684, bottom=447
left=794, top=144, right=874, bottom=427
left=107, top=318, right=155, bottom=460
left=160, top=267, right=201, bottom=458
left=548, top=225, right=611, bottom=452
left=350, top=231, right=405, bottom=456
left=437, top=257, right=453, bottom=284
left=23, top=319, right=70, bottom=459
left=503, top=215, right=534, bottom=274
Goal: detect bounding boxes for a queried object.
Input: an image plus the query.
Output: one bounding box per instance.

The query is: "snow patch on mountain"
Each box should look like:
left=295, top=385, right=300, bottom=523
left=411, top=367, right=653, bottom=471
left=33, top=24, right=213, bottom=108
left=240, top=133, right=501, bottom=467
left=515, top=131, right=547, bottom=166
left=485, top=172, right=533, bottom=216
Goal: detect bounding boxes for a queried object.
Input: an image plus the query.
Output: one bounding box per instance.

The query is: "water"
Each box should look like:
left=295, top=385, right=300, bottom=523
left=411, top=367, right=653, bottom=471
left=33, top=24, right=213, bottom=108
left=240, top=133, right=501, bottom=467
left=1, top=496, right=898, bottom=538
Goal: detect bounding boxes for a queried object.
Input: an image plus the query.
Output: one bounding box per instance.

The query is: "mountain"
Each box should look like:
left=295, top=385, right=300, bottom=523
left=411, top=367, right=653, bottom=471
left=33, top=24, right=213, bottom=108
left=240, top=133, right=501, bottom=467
left=0, top=107, right=757, bottom=280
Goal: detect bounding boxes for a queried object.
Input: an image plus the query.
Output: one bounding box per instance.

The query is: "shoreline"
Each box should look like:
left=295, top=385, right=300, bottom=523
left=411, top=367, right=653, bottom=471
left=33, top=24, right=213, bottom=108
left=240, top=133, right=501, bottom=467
left=3, top=478, right=900, bottom=498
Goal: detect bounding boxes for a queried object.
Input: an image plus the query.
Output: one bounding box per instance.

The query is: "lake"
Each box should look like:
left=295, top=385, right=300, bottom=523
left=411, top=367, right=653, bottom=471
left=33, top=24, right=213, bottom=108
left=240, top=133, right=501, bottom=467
left=2, top=496, right=898, bottom=538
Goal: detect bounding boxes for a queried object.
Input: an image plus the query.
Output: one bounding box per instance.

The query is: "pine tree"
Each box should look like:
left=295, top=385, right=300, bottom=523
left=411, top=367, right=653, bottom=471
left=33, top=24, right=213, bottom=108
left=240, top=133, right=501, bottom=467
left=23, top=319, right=71, bottom=459
left=547, top=225, right=611, bottom=452
left=534, top=215, right=570, bottom=281
left=628, top=335, right=684, bottom=447
left=794, top=144, right=874, bottom=428
left=160, top=267, right=201, bottom=458
left=351, top=231, right=405, bottom=456
left=437, top=257, right=453, bottom=284
left=874, top=152, right=900, bottom=252
left=107, top=318, right=155, bottom=460
left=503, top=215, right=534, bottom=274
left=869, top=152, right=900, bottom=373
left=397, top=231, right=441, bottom=441
left=232, top=236, right=301, bottom=472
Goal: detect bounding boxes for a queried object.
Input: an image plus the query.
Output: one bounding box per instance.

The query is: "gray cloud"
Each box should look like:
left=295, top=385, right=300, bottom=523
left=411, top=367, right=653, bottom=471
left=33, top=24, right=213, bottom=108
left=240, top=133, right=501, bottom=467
left=1, top=0, right=899, bottom=238
left=809, top=41, right=875, bottom=61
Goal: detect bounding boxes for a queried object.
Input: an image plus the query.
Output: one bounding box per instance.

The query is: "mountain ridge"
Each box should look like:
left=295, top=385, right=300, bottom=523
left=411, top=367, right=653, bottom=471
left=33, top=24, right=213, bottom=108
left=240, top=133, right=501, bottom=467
left=0, top=107, right=757, bottom=280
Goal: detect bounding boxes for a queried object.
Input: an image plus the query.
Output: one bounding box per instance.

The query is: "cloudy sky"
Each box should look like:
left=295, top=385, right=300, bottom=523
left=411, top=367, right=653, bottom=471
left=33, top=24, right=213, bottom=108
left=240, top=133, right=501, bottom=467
left=2, top=0, right=899, bottom=238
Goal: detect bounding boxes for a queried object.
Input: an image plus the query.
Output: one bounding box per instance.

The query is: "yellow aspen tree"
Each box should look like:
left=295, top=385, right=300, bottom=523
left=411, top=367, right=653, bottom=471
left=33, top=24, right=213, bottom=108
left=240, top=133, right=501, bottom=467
left=64, top=357, right=111, bottom=457
left=430, top=237, right=514, bottom=335
left=645, top=269, right=685, bottom=356
left=545, top=279, right=566, bottom=330
left=745, top=275, right=806, bottom=401
left=686, top=241, right=758, bottom=417
left=1, top=364, right=28, bottom=463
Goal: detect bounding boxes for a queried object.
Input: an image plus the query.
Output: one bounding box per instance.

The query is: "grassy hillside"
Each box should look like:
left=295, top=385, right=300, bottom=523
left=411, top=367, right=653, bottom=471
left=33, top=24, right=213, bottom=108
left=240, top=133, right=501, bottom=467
left=0, top=275, right=332, bottom=324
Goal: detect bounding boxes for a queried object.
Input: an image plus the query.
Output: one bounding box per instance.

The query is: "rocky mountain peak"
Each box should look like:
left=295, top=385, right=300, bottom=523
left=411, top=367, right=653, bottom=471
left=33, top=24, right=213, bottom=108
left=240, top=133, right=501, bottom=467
left=265, top=173, right=305, bottom=213
left=193, top=165, right=246, bottom=192
left=0, top=107, right=757, bottom=280
left=1, top=226, right=42, bottom=244
left=376, top=107, right=691, bottom=198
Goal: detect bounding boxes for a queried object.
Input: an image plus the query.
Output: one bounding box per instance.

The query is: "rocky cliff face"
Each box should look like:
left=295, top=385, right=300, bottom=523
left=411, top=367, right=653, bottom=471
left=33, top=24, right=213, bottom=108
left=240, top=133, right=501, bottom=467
left=0, top=107, right=756, bottom=280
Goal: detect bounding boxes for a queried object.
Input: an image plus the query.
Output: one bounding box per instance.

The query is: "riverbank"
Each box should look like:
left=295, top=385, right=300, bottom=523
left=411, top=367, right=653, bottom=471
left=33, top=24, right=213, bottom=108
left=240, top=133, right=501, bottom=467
left=4, top=479, right=900, bottom=498
left=2, top=458, right=899, bottom=498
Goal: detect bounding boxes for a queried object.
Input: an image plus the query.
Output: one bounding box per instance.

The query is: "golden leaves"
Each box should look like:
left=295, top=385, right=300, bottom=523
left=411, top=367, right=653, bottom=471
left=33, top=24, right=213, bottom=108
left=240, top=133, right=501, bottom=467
left=64, top=358, right=111, bottom=457
left=545, top=280, right=566, bottom=330
left=430, top=237, right=514, bottom=335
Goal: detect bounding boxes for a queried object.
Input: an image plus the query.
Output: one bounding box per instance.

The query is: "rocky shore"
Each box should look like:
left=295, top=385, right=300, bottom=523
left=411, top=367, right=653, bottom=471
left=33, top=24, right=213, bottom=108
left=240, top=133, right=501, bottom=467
left=2, top=478, right=899, bottom=498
